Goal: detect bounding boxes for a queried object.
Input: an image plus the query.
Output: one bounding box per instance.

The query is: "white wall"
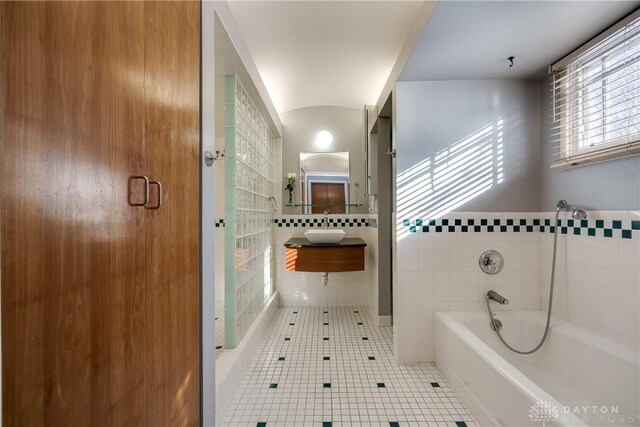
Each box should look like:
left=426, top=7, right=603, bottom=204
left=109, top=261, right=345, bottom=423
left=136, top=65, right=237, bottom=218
left=393, top=78, right=547, bottom=362
left=280, top=106, right=367, bottom=214
left=395, top=80, right=540, bottom=216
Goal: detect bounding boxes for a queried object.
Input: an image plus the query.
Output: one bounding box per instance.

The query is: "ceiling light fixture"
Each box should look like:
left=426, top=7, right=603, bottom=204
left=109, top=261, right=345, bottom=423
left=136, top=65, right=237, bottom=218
left=315, top=130, right=333, bottom=148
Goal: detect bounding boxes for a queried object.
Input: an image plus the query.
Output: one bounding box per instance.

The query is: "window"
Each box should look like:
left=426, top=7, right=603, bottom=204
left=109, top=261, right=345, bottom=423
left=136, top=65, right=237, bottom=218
left=550, top=10, right=640, bottom=168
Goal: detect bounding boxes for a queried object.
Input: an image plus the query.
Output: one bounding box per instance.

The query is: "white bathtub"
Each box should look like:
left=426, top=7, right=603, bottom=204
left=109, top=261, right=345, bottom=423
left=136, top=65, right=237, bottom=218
left=435, top=311, right=639, bottom=427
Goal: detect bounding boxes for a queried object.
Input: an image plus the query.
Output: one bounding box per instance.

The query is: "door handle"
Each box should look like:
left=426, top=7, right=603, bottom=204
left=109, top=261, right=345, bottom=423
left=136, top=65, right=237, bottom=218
left=145, top=180, right=163, bottom=210
left=128, top=176, right=149, bottom=206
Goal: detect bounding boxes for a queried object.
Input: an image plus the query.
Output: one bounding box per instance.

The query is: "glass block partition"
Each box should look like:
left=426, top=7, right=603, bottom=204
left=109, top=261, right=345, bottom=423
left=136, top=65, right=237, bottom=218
left=224, top=75, right=275, bottom=348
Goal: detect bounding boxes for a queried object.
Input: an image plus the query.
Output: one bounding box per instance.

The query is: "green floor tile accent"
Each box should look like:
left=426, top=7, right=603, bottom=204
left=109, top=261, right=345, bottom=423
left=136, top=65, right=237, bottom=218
left=431, top=382, right=440, bottom=387
left=377, top=382, right=385, bottom=388
left=323, top=383, right=331, bottom=388
left=278, top=357, right=285, bottom=361
left=389, top=423, right=400, bottom=427
left=368, top=356, right=375, bottom=360
left=257, top=423, right=267, bottom=427
left=284, top=337, right=290, bottom=341
left=324, top=356, right=330, bottom=361
left=362, top=337, right=368, bottom=340
left=269, top=383, right=278, bottom=389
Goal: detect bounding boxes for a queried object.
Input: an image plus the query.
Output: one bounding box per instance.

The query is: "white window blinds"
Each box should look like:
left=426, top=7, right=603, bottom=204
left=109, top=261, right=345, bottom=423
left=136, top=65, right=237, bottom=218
left=550, top=10, right=640, bottom=168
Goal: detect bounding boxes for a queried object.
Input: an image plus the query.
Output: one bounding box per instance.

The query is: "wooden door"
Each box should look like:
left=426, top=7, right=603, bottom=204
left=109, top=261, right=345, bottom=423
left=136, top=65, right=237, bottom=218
left=1, top=2, right=201, bottom=426
left=310, top=183, right=346, bottom=214
left=143, top=2, right=201, bottom=426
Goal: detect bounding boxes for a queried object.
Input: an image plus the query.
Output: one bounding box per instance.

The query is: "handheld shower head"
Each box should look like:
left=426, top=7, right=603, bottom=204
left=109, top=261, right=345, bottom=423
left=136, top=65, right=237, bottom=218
left=572, top=209, right=587, bottom=220
left=556, top=200, right=588, bottom=220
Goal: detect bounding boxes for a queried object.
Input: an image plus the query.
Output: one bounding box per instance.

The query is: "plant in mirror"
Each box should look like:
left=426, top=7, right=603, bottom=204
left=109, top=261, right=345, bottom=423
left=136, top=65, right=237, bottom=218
left=298, top=152, right=350, bottom=214
left=285, top=172, right=297, bottom=204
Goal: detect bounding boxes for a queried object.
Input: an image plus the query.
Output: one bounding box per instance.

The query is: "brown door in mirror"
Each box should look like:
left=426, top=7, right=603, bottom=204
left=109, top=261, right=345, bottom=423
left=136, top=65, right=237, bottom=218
left=1, top=2, right=201, bottom=425
left=310, top=183, right=346, bottom=214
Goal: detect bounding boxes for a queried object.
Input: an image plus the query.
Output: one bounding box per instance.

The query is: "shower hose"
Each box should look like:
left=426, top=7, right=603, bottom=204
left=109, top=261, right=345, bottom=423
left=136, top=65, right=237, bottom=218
left=486, top=208, right=561, bottom=355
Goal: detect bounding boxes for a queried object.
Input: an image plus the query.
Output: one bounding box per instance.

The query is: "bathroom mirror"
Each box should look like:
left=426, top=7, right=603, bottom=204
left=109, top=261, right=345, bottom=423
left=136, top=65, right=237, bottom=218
left=299, top=152, right=350, bottom=214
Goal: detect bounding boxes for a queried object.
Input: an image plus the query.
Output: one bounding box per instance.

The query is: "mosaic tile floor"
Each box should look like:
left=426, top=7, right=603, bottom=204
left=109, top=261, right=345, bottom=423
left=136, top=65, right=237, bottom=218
left=222, top=307, right=476, bottom=427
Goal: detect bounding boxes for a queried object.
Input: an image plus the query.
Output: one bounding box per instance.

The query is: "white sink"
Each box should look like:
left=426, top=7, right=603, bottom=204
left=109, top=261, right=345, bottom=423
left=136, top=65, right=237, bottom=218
left=304, top=229, right=346, bottom=244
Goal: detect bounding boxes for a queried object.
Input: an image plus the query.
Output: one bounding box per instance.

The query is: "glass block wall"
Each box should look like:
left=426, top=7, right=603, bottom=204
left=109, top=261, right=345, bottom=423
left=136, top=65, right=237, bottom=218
left=224, top=75, right=275, bottom=348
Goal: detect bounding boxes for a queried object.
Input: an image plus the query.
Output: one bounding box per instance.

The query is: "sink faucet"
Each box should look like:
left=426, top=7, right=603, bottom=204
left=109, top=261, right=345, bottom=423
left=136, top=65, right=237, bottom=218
left=323, top=209, right=330, bottom=230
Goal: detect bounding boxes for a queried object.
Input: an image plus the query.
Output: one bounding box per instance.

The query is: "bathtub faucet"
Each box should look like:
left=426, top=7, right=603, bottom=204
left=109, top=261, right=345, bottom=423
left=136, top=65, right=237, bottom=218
left=486, top=290, right=509, bottom=305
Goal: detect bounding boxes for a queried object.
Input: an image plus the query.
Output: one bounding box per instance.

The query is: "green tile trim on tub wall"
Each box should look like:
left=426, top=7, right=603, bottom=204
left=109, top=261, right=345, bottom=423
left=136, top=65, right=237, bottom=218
left=401, top=218, right=639, bottom=239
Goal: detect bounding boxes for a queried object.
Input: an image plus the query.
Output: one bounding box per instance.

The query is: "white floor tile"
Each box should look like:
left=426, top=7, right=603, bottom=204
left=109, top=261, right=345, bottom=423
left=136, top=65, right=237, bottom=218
left=221, top=307, right=476, bottom=427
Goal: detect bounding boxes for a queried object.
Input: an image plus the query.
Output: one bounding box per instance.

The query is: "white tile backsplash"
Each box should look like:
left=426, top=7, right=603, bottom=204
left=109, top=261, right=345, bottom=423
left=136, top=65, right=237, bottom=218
left=540, top=210, right=640, bottom=351
left=394, top=210, right=640, bottom=363
left=273, top=214, right=379, bottom=315
left=394, top=213, right=542, bottom=363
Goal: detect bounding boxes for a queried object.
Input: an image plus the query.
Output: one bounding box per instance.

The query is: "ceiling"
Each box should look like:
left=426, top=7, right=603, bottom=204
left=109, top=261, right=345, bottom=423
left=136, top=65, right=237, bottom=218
left=399, top=1, right=639, bottom=81
left=228, top=1, right=424, bottom=113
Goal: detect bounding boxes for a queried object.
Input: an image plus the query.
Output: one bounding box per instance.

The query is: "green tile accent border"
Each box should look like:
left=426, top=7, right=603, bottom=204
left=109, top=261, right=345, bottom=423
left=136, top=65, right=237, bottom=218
left=400, top=217, right=637, bottom=239
left=274, top=217, right=374, bottom=228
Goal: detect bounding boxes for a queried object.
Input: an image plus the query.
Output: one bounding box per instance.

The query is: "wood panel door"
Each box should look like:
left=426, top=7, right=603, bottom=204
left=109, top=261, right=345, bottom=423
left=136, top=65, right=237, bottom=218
left=142, top=2, right=201, bottom=426
left=1, top=2, right=201, bottom=426
left=310, top=183, right=346, bottom=214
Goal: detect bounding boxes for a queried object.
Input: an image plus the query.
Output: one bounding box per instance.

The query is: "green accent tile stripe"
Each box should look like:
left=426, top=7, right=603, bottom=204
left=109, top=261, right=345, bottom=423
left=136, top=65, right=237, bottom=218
left=399, top=217, right=636, bottom=239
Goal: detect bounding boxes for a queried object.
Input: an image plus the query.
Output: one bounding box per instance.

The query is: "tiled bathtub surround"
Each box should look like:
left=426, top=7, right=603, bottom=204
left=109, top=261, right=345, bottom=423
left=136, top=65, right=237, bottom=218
left=539, top=211, right=640, bottom=351
left=395, top=213, right=541, bottom=363
left=394, top=211, right=640, bottom=363
left=274, top=215, right=378, bottom=313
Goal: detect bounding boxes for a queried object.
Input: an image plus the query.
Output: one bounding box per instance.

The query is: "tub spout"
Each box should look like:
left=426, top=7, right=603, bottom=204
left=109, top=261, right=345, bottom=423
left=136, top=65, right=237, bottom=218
left=487, top=290, right=509, bottom=305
